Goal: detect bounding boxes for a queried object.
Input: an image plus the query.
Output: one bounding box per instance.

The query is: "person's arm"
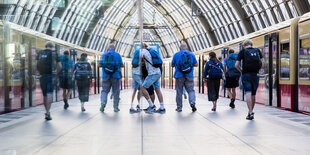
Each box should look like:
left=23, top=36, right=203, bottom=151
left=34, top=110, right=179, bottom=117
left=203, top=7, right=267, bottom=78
left=120, top=55, right=124, bottom=68
left=193, top=54, right=198, bottom=67
left=235, top=61, right=241, bottom=73
left=203, top=62, right=209, bottom=81
left=57, top=62, right=62, bottom=73
left=171, top=55, right=176, bottom=67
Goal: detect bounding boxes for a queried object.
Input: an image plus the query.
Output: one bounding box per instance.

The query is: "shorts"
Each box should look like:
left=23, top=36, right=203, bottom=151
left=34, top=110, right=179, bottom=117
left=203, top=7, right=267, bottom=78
left=142, top=73, right=161, bottom=89
left=40, top=74, right=55, bottom=96
left=225, top=76, right=240, bottom=88
left=242, top=73, right=259, bottom=95
left=132, top=74, right=143, bottom=89
left=59, top=75, right=73, bottom=89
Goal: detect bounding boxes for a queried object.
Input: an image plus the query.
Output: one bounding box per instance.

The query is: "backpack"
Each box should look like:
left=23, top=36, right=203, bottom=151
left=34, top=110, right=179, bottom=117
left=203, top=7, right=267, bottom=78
left=243, top=48, right=262, bottom=73
left=102, top=51, right=116, bottom=74
left=37, top=49, right=57, bottom=75
left=177, top=50, right=193, bottom=74
left=132, top=49, right=140, bottom=68
left=74, top=62, right=92, bottom=80
left=145, top=47, right=162, bottom=68
left=226, top=53, right=241, bottom=78
left=208, top=62, right=223, bottom=79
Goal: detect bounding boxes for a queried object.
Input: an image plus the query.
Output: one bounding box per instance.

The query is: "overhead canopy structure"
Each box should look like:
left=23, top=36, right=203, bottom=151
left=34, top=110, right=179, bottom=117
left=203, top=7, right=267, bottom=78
left=2, top=0, right=310, bottom=58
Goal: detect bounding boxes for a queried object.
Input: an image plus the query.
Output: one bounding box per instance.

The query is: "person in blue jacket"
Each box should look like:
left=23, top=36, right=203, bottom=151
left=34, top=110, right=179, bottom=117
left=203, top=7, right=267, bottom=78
left=203, top=52, right=224, bottom=112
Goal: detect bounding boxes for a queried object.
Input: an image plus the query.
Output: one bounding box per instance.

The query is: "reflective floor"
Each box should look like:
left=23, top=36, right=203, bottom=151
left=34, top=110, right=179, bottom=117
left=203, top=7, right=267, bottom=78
left=0, top=89, right=310, bottom=155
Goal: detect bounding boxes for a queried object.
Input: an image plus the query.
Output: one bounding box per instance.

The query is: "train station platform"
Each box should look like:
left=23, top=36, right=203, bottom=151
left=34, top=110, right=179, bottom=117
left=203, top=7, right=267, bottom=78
left=0, top=89, right=310, bottom=155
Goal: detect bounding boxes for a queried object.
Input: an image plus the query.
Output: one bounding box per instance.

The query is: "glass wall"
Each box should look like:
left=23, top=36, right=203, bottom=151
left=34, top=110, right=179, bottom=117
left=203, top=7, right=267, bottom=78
left=280, top=43, right=290, bottom=79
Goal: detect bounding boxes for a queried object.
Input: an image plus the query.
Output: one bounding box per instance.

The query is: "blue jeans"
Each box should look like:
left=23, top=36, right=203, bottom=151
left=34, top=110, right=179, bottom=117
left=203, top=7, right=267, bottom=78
left=40, top=74, right=55, bottom=96
left=242, top=73, right=259, bottom=95
left=175, top=77, right=196, bottom=108
left=101, top=77, right=121, bottom=108
left=142, top=73, right=161, bottom=89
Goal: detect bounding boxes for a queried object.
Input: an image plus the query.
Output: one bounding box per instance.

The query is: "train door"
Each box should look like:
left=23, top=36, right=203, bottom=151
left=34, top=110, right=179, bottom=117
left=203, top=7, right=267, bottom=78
left=264, top=33, right=280, bottom=107
left=298, top=38, right=310, bottom=113
left=21, top=35, right=36, bottom=108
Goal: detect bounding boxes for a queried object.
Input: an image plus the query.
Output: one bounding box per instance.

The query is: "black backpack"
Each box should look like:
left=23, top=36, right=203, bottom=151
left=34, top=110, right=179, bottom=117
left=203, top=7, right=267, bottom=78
left=37, top=49, right=57, bottom=75
left=243, top=48, right=262, bottom=73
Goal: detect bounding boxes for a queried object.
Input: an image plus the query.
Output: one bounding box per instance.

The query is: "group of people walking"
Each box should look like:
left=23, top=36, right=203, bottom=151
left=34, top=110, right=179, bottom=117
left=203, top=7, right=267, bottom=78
left=37, top=39, right=263, bottom=121
left=37, top=42, right=93, bottom=120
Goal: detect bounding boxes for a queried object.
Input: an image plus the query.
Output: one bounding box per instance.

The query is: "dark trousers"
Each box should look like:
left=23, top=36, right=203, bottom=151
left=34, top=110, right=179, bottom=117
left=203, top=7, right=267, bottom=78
left=77, top=80, right=90, bottom=102
left=207, top=78, right=220, bottom=101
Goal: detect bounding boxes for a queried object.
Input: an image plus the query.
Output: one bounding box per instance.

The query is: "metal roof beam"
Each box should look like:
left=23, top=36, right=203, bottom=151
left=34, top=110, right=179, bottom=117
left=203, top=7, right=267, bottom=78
left=183, top=0, right=218, bottom=46
left=146, top=0, right=191, bottom=51
left=292, top=0, right=310, bottom=15
left=228, top=0, right=254, bottom=34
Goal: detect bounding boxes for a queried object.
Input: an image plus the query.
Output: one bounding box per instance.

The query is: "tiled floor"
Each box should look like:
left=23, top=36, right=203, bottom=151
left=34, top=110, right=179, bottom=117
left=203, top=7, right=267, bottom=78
left=0, top=89, right=309, bottom=155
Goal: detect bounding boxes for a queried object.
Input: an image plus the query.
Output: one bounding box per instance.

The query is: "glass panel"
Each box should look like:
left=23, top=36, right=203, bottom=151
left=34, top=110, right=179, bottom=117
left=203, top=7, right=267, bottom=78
left=299, top=38, right=310, bottom=80
left=280, top=43, right=290, bottom=79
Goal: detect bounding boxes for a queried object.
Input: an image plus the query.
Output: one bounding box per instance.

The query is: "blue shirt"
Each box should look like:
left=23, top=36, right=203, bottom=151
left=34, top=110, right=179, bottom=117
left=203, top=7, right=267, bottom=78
left=99, top=49, right=123, bottom=79
left=171, top=49, right=198, bottom=78
left=60, top=55, right=74, bottom=72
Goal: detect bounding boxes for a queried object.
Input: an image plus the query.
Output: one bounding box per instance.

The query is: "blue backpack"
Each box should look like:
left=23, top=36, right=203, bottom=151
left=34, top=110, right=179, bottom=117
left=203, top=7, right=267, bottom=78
left=146, top=47, right=162, bottom=68
left=226, top=53, right=241, bottom=78
left=208, top=62, right=223, bottom=79
left=132, top=49, right=140, bottom=68
left=102, top=51, right=116, bottom=74
left=74, top=62, right=92, bottom=80
left=177, top=50, right=193, bottom=74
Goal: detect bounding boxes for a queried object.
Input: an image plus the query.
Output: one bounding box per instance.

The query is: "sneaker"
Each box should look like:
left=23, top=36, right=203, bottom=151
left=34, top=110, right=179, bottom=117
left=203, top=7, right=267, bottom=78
left=190, top=103, right=197, bottom=112
left=100, top=103, right=106, bottom=112
left=229, top=98, right=235, bottom=109
left=130, top=108, right=138, bottom=113
left=81, top=107, right=86, bottom=112
left=64, top=99, right=69, bottom=110
left=114, top=108, right=120, bottom=112
left=211, top=106, right=216, bottom=111
left=246, top=112, right=255, bottom=120
left=155, top=108, right=166, bottom=113
left=184, top=94, right=187, bottom=99
left=136, top=105, right=141, bottom=112
left=175, top=107, right=182, bottom=112
left=45, top=113, right=52, bottom=120
left=145, top=105, right=156, bottom=113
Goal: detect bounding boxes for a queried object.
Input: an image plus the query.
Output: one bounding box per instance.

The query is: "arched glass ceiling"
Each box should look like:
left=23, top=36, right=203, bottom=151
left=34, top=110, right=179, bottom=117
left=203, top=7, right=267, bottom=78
left=2, top=0, right=310, bottom=58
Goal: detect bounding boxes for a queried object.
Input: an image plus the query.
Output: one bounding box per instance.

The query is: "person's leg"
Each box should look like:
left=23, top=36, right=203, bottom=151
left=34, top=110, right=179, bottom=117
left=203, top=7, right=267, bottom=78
left=141, top=75, right=154, bottom=107
left=227, top=88, right=232, bottom=98
left=100, top=78, right=112, bottom=112
left=175, top=77, right=184, bottom=110
left=45, top=75, right=55, bottom=120
left=184, top=77, right=197, bottom=112
left=251, top=95, right=256, bottom=112
left=245, top=93, right=253, bottom=113
left=112, top=78, right=121, bottom=111
left=150, top=94, right=155, bottom=103
left=131, top=88, right=137, bottom=109
left=232, top=88, right=236, bottom=99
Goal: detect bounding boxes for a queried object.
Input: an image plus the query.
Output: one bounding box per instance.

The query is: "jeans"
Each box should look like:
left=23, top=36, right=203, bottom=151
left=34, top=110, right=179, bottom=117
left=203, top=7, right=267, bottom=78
left=132, top=73, right=143, bottom=89
left=175, top=77, right=196, bottom=108
left=101, top=77, right=121, bottom=108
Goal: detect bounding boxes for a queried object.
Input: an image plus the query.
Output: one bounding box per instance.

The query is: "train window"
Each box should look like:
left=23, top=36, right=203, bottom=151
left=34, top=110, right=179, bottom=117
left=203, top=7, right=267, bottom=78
left=300, top=38, right=310, bottom=80
left=280, top=43, right=290, bottom=80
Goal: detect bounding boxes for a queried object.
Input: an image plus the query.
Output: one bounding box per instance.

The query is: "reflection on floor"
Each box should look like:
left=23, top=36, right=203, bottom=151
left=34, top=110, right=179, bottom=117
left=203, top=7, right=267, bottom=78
left=0, top=89, right=310, bottom=155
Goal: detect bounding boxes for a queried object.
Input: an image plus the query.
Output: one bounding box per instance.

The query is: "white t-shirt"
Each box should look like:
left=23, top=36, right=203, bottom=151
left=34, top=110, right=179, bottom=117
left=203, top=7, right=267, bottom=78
left=142, top=48, right=161, bottom=75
